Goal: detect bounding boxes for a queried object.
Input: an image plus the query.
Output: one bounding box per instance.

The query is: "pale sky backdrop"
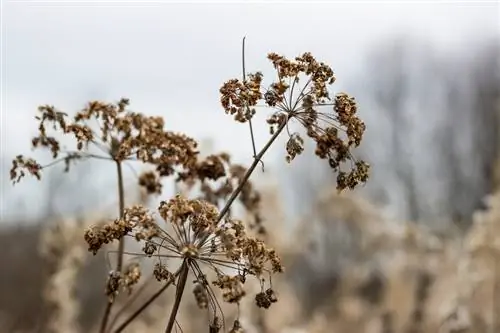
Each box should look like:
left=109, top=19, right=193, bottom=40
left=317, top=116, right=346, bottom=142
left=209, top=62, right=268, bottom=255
left=1, top=0, right=499, bottom=223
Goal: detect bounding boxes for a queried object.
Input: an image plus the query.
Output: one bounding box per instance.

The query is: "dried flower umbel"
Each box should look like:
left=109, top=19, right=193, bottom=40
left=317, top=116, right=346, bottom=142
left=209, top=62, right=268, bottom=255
left=220, top=52, right=369, bottom=191
left=10, top=99, right=208, bottom=332
left=11, top=44, right=369, bottom=333
left=85, top=196, right=282, bottom=331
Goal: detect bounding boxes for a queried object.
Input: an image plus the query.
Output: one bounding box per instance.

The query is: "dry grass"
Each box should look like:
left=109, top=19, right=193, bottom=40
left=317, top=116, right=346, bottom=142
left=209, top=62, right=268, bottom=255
left=3, top=183, right=500, bottom=332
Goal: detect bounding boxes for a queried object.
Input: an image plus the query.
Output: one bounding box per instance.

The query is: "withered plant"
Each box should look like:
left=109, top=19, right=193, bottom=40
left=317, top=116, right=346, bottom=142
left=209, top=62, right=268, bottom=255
left=11, top=39, right=369, bottom=333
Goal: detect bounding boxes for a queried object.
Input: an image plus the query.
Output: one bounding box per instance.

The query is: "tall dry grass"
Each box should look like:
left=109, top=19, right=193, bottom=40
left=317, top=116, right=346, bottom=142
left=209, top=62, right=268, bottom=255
left=3, top=180, right=500, bottom=332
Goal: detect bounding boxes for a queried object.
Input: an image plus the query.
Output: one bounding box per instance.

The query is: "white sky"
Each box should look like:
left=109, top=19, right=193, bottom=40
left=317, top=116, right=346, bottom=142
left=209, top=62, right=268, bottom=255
left=1, top=0, right=499, bottom=221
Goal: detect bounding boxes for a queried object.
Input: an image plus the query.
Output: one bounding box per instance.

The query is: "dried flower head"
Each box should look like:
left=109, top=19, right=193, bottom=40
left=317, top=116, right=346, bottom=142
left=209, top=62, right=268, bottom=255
left=10, top=99, right=200, bottom=191
left=138, top=170, right=163, bottom=195
left=84, top=195, right=283, bottom=326
left=104, top=263, right=141, bottom=302
left=220, top=52, right=369, bottom=191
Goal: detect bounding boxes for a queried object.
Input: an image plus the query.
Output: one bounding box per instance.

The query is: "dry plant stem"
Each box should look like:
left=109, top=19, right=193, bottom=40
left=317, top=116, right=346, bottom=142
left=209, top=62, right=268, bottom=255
left=241, top=37, right=260, bottom=167
left=199, top=119, right=287, bottom=249
left=116, top=160, right=126, bottom=272
left=100, top=160, right=126, bottom=333
left=217, top=119, right=287, bottom=223
left=115, top=119, right=287, bottom=332
left=113, top=275, right=178, bottom=333
left=108, top=275, right=155, bottom=330
left=165, top=260, right=189, bottom=333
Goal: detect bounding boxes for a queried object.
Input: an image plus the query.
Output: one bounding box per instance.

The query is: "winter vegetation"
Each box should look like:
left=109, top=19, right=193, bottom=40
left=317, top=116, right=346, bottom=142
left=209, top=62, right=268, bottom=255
left=1, top=15, right=499, bottom=333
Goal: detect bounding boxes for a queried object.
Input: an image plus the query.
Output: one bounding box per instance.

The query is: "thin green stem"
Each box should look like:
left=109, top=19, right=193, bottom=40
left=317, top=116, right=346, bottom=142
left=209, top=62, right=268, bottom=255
left=165, top=260, right=189, bottom=333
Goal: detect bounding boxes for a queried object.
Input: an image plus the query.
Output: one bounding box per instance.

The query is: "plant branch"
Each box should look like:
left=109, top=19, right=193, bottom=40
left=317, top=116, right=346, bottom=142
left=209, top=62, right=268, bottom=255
left=107, top=274, right=154, bottom=330
left=99, top=160, right=126, bottom=333
left=112, top=273, right=178, bottom=333
left=241, top=36, right=263, bottom=172
left=218, top=119, right=287, bottom=224
left=116, top=161, right=126, bottom=271
left=165, top=260, right=189, bottom=333
left=198, top=118, right=288, bottom=248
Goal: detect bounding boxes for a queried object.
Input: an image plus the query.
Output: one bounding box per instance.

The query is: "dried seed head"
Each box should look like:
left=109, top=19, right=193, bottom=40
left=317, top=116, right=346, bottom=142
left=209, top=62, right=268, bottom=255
left=265, top=288, right=278, bottom=303
left=83, top=221, right=131, bottom=255
left=123, top=263, right=141, bottom=294
left=193, top=283, right=209, bottom=309
left=138, top=171, right=162, bottom=195
left=229, top=320, right=244, bottom=333
left=106, top=270, right=122, bottom=302
left=153, top=263, right=173, bottom=282
left=10, top=155, right=42, bottom=183
left=220, top=72, right=263, bottom=123
left=142, top=241, right=157, bottom=257
left=11, top=98, right=202, bottom=187
left=285, top=133, right=304, bottom=163
left=219, top=52, right=369, bottom=191
left=255, top=291, right=272, bottom=309
left=212, top=274, right=246, bottom=304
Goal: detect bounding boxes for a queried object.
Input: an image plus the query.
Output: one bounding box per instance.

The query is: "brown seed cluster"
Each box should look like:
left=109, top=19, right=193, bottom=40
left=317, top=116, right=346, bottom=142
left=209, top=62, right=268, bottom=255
left=138, top=170, right=163, bottom=195
left=220, top=52, right=370, bottom=191
left=177, top=153, right=265, bottom=235
left=193, top=282, right=209, bottom=309
left=220, top=72, right=263, bottom=122
left=10, top=99, right=200, bottom=188
left=212, top=274, right=246, bottom=303
left=153, top=263, right=174, bottom=282
left=83, top=205, right=159, bottom=254
left=84, top=195, right=283, bottom=320
left=105, top=262, right=142, bottom=302
left=10, top=155, right=41, bottom=183
left=255, top=288, right=278, bottom=309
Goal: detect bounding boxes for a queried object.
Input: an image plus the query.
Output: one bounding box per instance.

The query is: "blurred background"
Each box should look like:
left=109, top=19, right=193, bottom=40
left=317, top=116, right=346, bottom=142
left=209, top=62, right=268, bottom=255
left=1, top=1, right=500, bottom=332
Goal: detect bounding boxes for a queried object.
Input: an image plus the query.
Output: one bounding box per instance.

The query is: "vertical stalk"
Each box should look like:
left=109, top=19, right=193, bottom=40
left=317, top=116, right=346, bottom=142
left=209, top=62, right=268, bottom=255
left=116, top=160, right=126, bottom=271
left=165, top=260, right=189, bottom=333
left=99, top=160, right=126, bottom=333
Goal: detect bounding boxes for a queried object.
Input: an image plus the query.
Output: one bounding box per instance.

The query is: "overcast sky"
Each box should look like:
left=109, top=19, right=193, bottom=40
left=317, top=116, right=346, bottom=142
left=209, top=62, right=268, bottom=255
left=1, top=0, right=499, bottom=222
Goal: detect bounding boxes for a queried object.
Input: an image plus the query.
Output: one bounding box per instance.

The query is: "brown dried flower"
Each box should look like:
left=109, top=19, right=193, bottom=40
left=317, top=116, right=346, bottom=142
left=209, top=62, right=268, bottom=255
left=12, top=46, right=370, bottom=333
left=10, top=99, right=200, bottom=189
left=220, top=52, right=370, bottom=191
left=138, top=170, right=162, bottom=195
left=84, top=195, right=283, bottom=327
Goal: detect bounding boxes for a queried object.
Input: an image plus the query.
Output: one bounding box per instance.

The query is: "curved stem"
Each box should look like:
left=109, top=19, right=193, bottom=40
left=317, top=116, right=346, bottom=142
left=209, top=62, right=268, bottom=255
left=165, top=260, right=189, bottom=333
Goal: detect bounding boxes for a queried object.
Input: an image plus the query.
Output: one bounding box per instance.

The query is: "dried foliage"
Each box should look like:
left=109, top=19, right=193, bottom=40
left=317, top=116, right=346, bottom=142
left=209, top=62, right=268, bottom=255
left=9, top=43, right=368, bottom=333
